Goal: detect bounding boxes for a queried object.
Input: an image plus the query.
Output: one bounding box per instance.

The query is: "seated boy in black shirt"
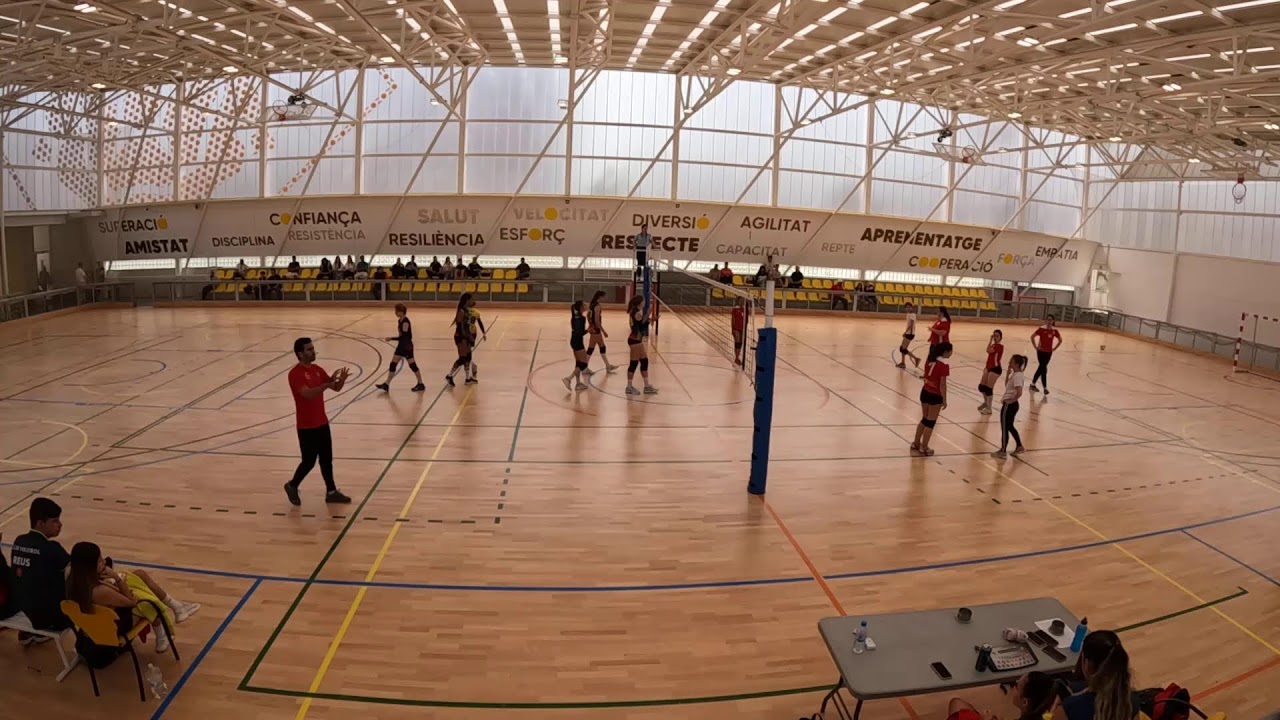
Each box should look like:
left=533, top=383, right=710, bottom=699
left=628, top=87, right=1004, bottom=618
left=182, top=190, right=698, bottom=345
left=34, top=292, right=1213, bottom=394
left=10, top=498, right=71, bottom=643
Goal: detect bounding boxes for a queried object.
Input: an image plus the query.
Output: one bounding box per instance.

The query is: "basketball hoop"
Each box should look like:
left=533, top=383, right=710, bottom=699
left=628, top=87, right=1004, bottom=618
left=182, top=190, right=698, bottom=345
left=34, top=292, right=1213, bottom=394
left=263, top=100, right=317, bottom=123
left=960, top=146, right=978, bottom=164
left=1232, top=174, right=1247, bottom=205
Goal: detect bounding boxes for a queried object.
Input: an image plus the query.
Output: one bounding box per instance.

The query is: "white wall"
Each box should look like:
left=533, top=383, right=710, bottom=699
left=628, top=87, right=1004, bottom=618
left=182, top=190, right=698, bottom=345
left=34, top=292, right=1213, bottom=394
left=1100, top=247, right=1175, bottom=321
left=1168, top=254, right=1280, bottom=345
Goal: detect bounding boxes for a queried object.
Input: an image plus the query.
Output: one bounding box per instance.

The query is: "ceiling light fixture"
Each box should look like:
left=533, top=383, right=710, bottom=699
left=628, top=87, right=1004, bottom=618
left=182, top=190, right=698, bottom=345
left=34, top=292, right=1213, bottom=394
left=1087, top=23, right=1136, bottom=36
left=1109, top=135, right=1121, bottom=141
left=1162, top=82, right=1181, bottom=90
left=1008, top=111, right=1022, bottom=118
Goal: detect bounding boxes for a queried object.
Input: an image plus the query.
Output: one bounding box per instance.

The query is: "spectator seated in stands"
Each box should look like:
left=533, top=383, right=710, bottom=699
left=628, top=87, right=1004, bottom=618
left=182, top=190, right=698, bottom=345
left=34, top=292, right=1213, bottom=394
left=232, top=259, right=248, bottom=280
left=265, top=270, right=283, bottom=300
left=285, top=256, right=302, bottom=279
left=9, top=498, right=71, bottom=644
left=516, top=258, right=531, bottom=280
left=467, top=257, right=484, bottom=279
left=427, top=256, right=443, bottom=279
left=442, top=257, right=454, bottom=278
left=65, top=541, right=200, bottom=656
left=710, top=264, right=722, bottom=281
left=201, top=270, right=216, bottom=301
left=371, top=267, right=389, bottom=300
left=318, top=256, right=335, bottom=280
left=831, top=280, right=850, bottom=310
left=754, top=263, right=769, bottom=287
left=355, top=255, right=370, bottom=280
left=391, top=258, right=407, bottom=279
left=454, top=256, right=467, bottom=279
left=340, top=255, right=355, bottom=279
left=405, top=256, right=419, bottom=277
left=719, top=264, right=734, bottom=284
left=788, top=266, right=804, bottom=289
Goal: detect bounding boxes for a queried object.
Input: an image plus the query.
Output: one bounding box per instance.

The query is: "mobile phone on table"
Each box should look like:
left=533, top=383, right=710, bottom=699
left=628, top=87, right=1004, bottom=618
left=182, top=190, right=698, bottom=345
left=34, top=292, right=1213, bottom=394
left=931, top=661, right=952, bottom=680
left=1042, top=645, right=1067, bottom=662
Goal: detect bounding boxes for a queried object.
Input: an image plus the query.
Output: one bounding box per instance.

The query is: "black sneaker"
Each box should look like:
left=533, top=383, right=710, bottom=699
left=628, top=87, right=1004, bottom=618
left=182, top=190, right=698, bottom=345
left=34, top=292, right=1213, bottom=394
left=325, top=490, right=352, bottom=504
left=444, top=374, right=455, bottom=387
left=411, top=383, right=425, bottom=392
left=283, top=482, right=301, bottom=506
left=375, top=383, right=390, bottom=392
left=465, top=377, right=478, bottom=385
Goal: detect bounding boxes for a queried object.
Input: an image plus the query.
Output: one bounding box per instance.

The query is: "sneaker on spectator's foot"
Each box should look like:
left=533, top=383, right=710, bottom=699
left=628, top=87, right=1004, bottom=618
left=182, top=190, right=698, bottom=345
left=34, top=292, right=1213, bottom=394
left=375, top=383, right=390, bottom=392
left=283, top=483, right=301, bottom=507
left=175, top=602, right=201, bottom=624
left=411, top=383, right=425, bottom=392
left=643, top=385, right=658, bottom=395
left=154, top=627, right=170, bottom=655
left=325, top=490, right=352, bottom=504
left=625, top=385, right=640, bottom=395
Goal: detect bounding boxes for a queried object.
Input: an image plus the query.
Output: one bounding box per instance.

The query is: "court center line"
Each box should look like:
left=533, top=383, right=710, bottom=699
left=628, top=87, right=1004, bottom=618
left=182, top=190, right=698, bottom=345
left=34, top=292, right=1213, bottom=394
left=292, top=386, right=476, bottom=720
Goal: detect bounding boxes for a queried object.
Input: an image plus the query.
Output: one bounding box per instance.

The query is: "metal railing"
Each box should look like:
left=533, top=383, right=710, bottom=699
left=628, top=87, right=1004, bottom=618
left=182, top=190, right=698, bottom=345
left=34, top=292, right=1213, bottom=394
left=0, top=284, right=136, bottom=323
left=148, top=278, right=630, bottom=307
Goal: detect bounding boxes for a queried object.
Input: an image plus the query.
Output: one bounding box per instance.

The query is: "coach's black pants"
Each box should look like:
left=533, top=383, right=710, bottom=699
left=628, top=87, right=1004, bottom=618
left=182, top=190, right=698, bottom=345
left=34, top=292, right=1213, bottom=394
left=1032, top=350, right=1053, bottom=389
left=289, top=424, right=336, bottom=492
left=1000, top=401, right=1022, bottom=451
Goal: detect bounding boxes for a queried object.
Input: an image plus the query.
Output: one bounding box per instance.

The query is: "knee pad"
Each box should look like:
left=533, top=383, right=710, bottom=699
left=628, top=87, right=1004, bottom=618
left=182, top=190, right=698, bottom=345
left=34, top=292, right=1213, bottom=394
left=598, top=344, right=607, bottom=355
left=408, top=362, right=419, bottom=373
left=462, top=353, right=473, bottom=364
left=576, top=361, right=588, bottom=371
left=389, top=361, right=399, bottom=373
left=978, top=384, right=992, bottom=396
left=628, top=360, right=640, bottom=373
left=587, top=347, right=595, bottom=356
left=921, top=417, right=937, bottom=429
left=639, top=357, right=649, bottom=372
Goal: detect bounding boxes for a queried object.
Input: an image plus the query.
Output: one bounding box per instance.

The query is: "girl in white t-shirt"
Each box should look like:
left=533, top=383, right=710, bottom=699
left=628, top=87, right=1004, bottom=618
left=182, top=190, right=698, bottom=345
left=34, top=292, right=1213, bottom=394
left=896, top=302, right=922, bottom=369
left=992, top=354, right=1028, bottom=459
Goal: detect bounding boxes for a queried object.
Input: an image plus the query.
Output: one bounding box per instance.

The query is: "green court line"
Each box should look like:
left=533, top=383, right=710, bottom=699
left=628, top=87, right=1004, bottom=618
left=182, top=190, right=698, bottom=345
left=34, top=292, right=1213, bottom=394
left=238, top=586, right=1249, bottom=709
left=237, top=382, right=450, bottom=690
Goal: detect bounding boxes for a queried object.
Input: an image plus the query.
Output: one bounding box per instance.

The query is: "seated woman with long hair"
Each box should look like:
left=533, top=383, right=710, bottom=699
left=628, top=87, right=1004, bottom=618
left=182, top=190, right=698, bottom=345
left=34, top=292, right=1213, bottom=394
left=65, top=542, right=199, bottom=654
left=1061, top=630, right=1139, bottom=720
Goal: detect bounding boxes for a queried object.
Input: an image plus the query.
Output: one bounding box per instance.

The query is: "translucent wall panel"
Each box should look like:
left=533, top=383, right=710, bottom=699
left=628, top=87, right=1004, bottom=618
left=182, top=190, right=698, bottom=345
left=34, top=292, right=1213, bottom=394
left=875, top=100, right=948, bottom=151
left=466, top=122, right=567, bottom=156
left=363, top=67, right=456, bottom=122
left=6, top=93, right=100, bottom=139
left=777, top=171, right=865, bottom=213
left=467, top=156, right=565, bottom=195
left=101, top=167, right=174, bottom=205
left=783, top=89, right=869, bottom=145
left=685, top=78, right=774, bottom=135
left=103, top=88, right=177, bottom=136
left=952, top=191, right=1017, bottom=228
left=4, top=169, right=95, bottom=210
left=957, top=163, right=1019, bottom=196
left=1182, top=180, right=1279, bottom=215
left=180, top=162, right=258, bottom=201
left=571, top=159, right=669, bottom=199
left=678, top=164, right=769, bottom=205
left=1024, top=202, right=1081, bottom=237
left=871, top=180, right=948, bottom=220
left=364, top=122, right=460, bottom=155
left=267, top=158, right=356, bottom=195
left=1178, top=214, right=1280, bottom=261
left=574, top=125, right=672, bottom=160
left=1103, top=181, right=1179, bottom=210
left=678, top=129, right=771, bottom=166
left=575, top=71, right=674, bottom=126
left=1027, top=173, right=1082, bottom=207
left=875, top=150, right=947, bottom=186
left=468, top=68, right=568, bottom=121
left=1084, top=209, right=1177, bottom=252
left=267, top=124, right=357, bottom=159
left=781, top=139, right=865, bottom=177
left=3, top=132, right=95, bottom=171
left=362, top=157, right=459, bottom=194
left=957, top=115, right=1024, bottom=169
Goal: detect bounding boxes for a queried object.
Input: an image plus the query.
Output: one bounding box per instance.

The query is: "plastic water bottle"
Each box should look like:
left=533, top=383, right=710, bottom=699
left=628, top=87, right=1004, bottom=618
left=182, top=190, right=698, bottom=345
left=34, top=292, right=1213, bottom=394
left=144, top=663, right=169, bottom=700
left=1070, top=617, right=1089, bottom=653
left=853, top=620, right=869, bottom=654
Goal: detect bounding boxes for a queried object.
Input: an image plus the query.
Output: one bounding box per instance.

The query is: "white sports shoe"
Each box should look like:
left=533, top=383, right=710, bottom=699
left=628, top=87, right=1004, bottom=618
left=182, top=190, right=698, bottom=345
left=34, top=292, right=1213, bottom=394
left=154, top=626, right=171, bottom=654
left=175, top=602, right=201, bottom=624
left=625, top=385, right=640, bottom=395
left=575, top=382, right=589, bottom=391
left=643, top=385, right=658, bottom=394
left=562, top=377, right=573, bottom=391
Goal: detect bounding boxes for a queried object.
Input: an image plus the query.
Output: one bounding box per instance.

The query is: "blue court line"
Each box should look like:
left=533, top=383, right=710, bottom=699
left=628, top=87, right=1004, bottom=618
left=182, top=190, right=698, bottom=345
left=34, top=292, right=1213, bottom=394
left=1182, top=530, right=1280, bottom=589
left=8, top=503, right=1276, bottom=594
left=151, top=579, right=261, bottom=719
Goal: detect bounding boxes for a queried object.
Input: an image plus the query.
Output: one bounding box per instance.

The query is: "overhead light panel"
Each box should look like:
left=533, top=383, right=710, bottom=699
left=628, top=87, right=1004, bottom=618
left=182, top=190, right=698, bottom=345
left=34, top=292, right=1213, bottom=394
left=1264, top=122, right=1280, bottom=130
left=1109, top=135, right=1121, bottom=141
left=1167, top=53, right=1210, bottom=61
left=548, top=0, right=562, bottom=59
left=867, top=17, right=898, bottom=31
left=1088, top=23, right=1136, bottom=36
left=903, top=2, right=930, bottom=13
left=1151, top=10, right=1202, bottom=23
left=1058, top=8, right=1091, bottom=18
left=879, top=87, right=896, bottom=95
left=1217, top=0, right=1280, bottom=9
left=995, top=0, right=1025, bottom=8
left=1007, top=111, right=1022, bottom=118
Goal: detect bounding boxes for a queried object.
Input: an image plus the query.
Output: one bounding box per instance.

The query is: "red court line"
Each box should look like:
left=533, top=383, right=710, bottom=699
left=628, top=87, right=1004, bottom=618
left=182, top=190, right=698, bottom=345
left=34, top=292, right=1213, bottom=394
left=1198, top=655, right=1280, bottom=700
left=760, top=496, right=921, bottom=720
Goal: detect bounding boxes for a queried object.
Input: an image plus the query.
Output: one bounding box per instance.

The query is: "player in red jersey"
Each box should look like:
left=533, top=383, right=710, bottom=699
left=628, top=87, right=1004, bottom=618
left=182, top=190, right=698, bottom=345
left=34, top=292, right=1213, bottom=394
left=928, top=306, right=952, bottom=347
left=284, top=337, right=351, bottom=506
left=1029, top=315, right=1063, bottom=395
left=911, top=341, right=953, bottom=456
left=977, top=329, right=1004, bottom=415
left=731, top=297, right=747, bottom=367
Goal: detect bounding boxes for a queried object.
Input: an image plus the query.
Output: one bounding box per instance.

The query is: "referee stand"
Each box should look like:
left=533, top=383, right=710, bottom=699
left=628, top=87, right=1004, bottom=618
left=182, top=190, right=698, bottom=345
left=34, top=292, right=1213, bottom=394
left=748, top=279, right=776, bottom=495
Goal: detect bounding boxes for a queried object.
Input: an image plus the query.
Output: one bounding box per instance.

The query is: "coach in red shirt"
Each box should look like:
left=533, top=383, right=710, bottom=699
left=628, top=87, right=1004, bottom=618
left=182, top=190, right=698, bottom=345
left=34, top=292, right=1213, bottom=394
left=284, top=337, right=352, bottom=506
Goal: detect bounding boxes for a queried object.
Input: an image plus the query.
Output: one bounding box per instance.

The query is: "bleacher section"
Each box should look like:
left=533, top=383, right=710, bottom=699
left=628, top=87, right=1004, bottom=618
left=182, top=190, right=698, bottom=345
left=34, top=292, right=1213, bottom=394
left=209, top=268, right=531, bottom=300
left=708, top=276, right=998, bottom=312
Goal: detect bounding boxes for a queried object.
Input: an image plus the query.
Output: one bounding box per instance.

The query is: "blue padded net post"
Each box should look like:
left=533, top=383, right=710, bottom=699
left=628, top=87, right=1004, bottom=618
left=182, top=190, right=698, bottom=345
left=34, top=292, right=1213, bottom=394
left=748, top=326, right=776, bottom=495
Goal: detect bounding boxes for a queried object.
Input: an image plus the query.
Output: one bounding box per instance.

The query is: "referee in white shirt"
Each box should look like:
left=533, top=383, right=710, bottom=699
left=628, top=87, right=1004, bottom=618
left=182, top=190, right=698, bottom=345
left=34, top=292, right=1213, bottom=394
left=634, top=223, right=651, bottom=271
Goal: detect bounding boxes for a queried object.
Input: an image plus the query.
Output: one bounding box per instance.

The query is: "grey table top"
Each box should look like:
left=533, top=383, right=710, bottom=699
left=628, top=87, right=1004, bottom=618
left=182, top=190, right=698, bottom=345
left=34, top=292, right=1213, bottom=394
left=818, top=597, right=1080, bottom=700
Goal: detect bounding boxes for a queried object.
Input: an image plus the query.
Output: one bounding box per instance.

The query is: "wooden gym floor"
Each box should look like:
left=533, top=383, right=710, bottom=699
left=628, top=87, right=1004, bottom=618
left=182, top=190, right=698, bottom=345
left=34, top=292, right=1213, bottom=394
left=1, top=305, right=1278, bottom=720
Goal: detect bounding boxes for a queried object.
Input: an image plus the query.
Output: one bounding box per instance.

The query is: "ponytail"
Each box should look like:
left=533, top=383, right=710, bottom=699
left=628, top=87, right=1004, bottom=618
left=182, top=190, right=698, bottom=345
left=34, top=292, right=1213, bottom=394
left=590, top=290, right=605, bottom=307
left=1079, top=631, right=1134, bottom=720
left=453, top=293, right=472, bottom=326
left=927, top=341, right=953, bottom=364
left=939, top=306, right=951, bottom=321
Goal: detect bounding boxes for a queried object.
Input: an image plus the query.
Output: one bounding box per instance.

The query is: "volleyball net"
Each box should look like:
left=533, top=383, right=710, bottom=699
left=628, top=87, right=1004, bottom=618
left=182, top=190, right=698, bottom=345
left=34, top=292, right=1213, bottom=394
left=655, top=262, right=762, bottom=379
left=1233, top=311, right=1280, bottom=381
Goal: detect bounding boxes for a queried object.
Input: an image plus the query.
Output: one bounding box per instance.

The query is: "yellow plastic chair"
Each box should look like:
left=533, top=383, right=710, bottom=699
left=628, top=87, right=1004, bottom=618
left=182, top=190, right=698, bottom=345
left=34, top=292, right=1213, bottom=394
left=732, top=275, right=745, bottom=286
left=61, top=599, right=179, bottom=701
left=415, top=282, right=429, bottom=293
left=503, top=283, right=516, bottom=293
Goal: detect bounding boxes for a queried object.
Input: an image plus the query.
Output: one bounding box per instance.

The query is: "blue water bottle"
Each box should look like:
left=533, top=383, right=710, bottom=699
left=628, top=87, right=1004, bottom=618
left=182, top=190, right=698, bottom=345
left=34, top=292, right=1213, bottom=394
left=1070, top=616, right=1088, bottom=653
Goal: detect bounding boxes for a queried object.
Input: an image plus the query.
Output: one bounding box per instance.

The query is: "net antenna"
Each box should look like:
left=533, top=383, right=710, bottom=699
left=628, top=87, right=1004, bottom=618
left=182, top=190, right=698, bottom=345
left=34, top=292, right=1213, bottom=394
left=1233, top=312, right=1280, bottom=382
left=657, top=261, right=764, bottom=381
left=263, top=92, right=318, bottom=122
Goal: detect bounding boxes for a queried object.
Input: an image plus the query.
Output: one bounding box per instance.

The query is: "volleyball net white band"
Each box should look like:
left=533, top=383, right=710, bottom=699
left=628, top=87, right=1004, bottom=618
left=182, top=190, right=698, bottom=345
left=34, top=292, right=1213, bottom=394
left=657, top=263, right=762, bottom=379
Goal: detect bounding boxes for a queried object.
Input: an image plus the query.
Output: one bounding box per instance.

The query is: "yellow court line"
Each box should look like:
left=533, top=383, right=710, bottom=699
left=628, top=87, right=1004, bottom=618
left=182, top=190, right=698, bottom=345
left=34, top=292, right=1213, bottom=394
left=931, top=431, right=1280, bottom=657
left=294, top=387, right=475, bottom=720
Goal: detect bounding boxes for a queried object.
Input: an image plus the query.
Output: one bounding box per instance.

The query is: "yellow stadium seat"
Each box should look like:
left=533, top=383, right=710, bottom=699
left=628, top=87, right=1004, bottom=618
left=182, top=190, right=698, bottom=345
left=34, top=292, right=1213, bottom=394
left=477, top=283, right=490, bottom=293
left=338, top=282, right=351, bottom=292
left=413, top=282, right=427, bottom=292
left=810, top=292, right=824, bottom=302
left=390, top=282, right=402, bottom=292
left=801, top=279, right=813, bottom=289
left=464, top=282, right=476, bottom=293
left=303, top=268, right=317, bottom=279
left=213, top=283, right=228, bottom=293
left=417, top=269, right=428, bottom=279
left=214, top=269, right=230, bottom=280
left=503, top=283, right=515, bottom=293
left=822, top=279, right=834, bottom=290
left=517, top=283, right=529, bottom=294
left=732, top=275, right=745, bottom=286
left=451, top=282, right=465, bottom=293
left=713, top=289, right=725, bottom=299
left=892, top=283, right=905, bottom=294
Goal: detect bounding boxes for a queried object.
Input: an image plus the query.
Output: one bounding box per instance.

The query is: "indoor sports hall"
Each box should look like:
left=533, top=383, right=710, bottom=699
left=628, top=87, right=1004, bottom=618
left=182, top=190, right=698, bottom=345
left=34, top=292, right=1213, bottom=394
left=2, top=2, right=1280, bottom=720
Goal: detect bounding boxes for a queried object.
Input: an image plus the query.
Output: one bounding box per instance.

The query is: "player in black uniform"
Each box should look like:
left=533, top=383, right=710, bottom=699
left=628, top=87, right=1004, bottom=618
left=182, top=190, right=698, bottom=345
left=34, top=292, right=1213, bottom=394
left=583, top=290, right=619, bottom=375
left=624, top=294, right=658, bottom=395
left=563, top=300, right=590, bottom=392
left=446, top=293, right=485, bottom=386
left=376, top=303, right=425, bottom=392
